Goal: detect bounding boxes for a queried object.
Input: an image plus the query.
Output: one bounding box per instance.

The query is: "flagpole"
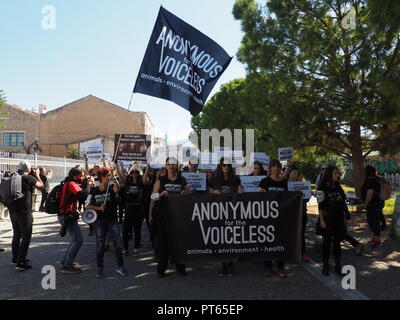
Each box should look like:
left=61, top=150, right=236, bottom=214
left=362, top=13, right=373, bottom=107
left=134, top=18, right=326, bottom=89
left=103, top=91, right=135, bottom=205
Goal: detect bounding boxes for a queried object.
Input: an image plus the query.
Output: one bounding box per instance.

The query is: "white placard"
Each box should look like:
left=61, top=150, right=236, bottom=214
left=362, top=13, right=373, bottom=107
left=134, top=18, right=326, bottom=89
left=287, top=181, right=311, bottom=199
left=182, top=172, right=207, bottom=191
left=84, top=144, right=103, bottom=163
left=198, top=153, right=218, bottom=170
left=250, top=152, right=270, bottom=170
left=278, top=147, right=293, bottom=162
left=240, top=176, right=266, bottom=192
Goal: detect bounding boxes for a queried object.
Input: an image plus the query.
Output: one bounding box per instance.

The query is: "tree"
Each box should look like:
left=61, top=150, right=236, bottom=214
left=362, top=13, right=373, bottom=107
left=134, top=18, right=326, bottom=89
left=232, top=0, right=400, bottom=196
left=0, top=90, right=8, bottom=129
left=66, top=148, right=80, bottom=160
left=192, top=73, right=282, bottom=154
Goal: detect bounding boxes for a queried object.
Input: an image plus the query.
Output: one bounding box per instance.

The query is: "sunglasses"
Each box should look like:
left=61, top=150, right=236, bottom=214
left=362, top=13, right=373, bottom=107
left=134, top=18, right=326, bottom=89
left=222, top=164, right=232, bottom=167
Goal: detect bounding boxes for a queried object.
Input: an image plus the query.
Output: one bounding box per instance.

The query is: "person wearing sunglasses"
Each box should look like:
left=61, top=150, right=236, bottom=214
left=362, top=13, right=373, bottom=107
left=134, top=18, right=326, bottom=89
left=259, top=159, right=288, bottom=278
left=149, top=157, right=191, bottom=278
left=209, top=157, right=244, bottom=277
left=86, top=167, right=128, bottom=278
left=118, top=166, right=145, bottom=256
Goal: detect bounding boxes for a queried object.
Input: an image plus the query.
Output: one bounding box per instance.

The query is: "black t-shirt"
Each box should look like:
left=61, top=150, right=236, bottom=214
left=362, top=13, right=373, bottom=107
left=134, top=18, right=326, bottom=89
left=209, top=176, right=241, bottom=194
left=89, top=187, right=118, bottom=221
left=361, top=177, right=381, bottom=204
left=159, top=175, right=187, bottom=194
left=8, top=174, right=37, bottom=214
left=259, top=177, right=287, bottom=192
left=156, top=175, right=187, bottom=217
left=122, top=179, right=143, bottom=205
left=317, top=183, right=347, bottom=235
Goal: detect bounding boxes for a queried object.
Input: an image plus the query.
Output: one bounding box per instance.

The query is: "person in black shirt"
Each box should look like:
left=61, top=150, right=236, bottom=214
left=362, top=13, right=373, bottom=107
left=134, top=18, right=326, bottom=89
left=149, top=157, right=190, bottom=278
left=142, top=164, right=157, bottom=249
left=361, top=165, right=385, bottom=249
left=8, top=161, right=44, bottom=271
left=209, top=158, right=244, bottom=277
left=317, top=166, right=347, bottom=276
left=119, top=168, right=145, bottom=256
left=259, top=159, right=288, bottom=277
left=38, top=167, right=51, bottom=212
left=86, top=167, right=128, bottom=278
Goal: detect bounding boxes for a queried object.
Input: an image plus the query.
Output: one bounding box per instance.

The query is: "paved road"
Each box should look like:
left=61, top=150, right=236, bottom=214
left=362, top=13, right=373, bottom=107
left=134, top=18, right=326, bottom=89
left=0, top=210, right=398, bottom=300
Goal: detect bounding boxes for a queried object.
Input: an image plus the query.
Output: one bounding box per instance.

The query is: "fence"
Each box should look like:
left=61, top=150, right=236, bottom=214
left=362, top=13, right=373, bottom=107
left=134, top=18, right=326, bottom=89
left=0, top=152, right=85, bottom=184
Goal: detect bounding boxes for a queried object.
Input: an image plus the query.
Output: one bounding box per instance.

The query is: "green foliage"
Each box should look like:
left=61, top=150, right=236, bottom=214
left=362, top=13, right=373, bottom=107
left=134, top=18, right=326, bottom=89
left=0, top=90, right=8, bottom=129
left=66, top=148, right=80, bottom=160
left=232, top=0, right=400, bottom=161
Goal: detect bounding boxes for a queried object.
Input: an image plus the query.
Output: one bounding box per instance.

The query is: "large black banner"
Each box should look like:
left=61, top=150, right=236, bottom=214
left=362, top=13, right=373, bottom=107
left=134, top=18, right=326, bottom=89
left=165, top=192, right=303, bottom=264
left=133, top=6, right=232, bottom=116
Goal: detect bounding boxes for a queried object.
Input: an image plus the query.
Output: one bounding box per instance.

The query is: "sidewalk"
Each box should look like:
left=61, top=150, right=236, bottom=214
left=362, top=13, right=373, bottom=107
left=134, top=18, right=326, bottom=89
left=0, top=208, right=399, bottom=300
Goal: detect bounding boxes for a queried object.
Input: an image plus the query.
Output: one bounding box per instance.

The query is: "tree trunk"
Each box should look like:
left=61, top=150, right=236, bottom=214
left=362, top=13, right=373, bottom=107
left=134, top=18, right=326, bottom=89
left=350, top=122, right=365, bottom=198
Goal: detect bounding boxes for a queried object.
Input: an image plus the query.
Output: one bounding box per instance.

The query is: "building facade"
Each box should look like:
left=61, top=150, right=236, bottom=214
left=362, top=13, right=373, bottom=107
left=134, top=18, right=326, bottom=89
left=1, top=95, right=155, bottom=158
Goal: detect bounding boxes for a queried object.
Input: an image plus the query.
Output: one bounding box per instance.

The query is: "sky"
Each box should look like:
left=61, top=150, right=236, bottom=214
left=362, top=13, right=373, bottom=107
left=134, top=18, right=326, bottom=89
left=0, top=0, right=247, bottom=143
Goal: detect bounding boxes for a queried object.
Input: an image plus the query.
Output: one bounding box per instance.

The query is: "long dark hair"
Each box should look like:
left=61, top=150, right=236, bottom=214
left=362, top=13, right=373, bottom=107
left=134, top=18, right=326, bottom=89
left=126, top=169, right=143, bottom=186
left=318, top=166, right=339, bottom=190
left=365, top=165, right=377, bottom=178
left=213, top=157, right=237, bottom=189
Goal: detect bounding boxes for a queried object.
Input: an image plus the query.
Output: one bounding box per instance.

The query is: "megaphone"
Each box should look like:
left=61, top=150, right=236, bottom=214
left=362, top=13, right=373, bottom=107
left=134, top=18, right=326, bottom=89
left=82, top=209, right=97, bottom=224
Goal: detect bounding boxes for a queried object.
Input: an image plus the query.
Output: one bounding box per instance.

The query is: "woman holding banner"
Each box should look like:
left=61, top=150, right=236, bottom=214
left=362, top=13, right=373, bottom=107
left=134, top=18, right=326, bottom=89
left=150, top=158, right=190, bottom=278
left=259, top=159, right=288, bottom=278
left=209, top=158, right=244, bottom=277
left=316, top=166, right=346, bottom=277
left=86, top=167, right=128, bottom=278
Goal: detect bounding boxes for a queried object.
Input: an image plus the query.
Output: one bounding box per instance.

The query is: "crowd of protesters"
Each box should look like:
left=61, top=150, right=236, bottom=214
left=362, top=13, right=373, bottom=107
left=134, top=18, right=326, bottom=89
left=0, top=154, right=393, bottom=279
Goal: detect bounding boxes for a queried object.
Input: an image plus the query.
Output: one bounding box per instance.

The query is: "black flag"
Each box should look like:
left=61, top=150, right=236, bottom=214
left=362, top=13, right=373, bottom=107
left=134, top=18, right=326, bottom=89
left=133, top=6, right=232, bottom=116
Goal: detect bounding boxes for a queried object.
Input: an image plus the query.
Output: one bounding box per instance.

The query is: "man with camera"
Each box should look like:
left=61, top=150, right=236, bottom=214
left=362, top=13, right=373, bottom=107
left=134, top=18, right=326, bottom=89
left=9, top=161, right=44, bottom=271
left=58, top=167, right=92, bottom=274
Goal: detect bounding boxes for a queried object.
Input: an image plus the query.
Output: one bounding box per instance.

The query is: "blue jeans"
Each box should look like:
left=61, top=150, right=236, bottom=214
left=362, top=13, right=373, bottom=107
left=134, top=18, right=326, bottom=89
left=94, top=219, right=124, bottom=268
left=58, top=216, right=83, bottom=267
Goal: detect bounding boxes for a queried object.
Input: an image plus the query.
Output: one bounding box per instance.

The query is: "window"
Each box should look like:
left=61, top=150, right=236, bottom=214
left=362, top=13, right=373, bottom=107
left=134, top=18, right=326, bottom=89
left=3, top=132, right=24, bottom=147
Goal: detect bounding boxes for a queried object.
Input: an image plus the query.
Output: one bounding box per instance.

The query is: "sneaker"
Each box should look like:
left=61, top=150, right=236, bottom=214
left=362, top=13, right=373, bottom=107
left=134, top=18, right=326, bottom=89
left=302, top=253, right=310, bottom=262
left=122, top=250, right=129, bottom=256
left=367, top=238, right=375, bottom=244
left=277, top=269, right=288, bottom=278
left=264, top=268, right=273, bottom=276
left=61, top=266, right=82, bottom=274
left=371, top=240, right=382, bottom=249
left=133, top=248, right=139, bottom=256
left=12, top=259, right=30, bottom=265
left=15, top=262, right=32, bottom=272
left=355, top=243, right=365, bottom=255
left=96, top=267, right=104, bottom=278
left=116, top=266, right=128, bottom=277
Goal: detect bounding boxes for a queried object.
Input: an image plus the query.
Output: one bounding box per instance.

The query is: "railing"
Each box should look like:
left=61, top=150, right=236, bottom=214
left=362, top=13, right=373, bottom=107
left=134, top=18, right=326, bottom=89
left=0, top=152, right=84, bottom=184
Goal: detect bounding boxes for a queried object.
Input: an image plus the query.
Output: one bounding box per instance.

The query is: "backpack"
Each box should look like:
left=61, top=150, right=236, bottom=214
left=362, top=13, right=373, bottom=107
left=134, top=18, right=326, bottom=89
left=0, top=173, right=24, bottom=207
left=44, top=182, right=68, bottom=214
